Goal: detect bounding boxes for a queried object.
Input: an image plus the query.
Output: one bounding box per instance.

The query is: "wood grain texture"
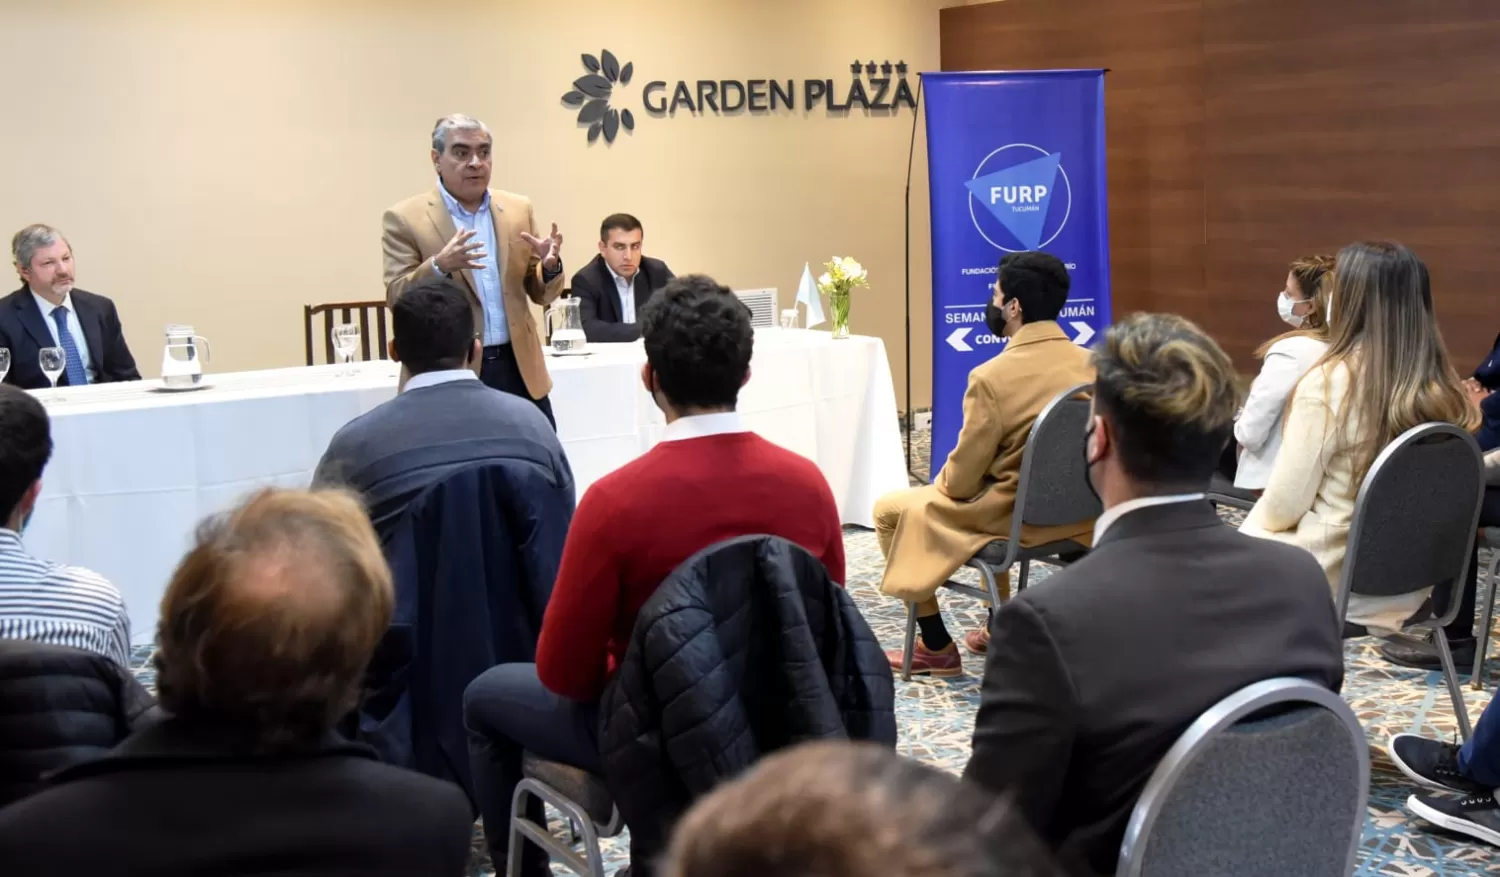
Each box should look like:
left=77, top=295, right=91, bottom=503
left=942, top=0, right=1500, bottom=369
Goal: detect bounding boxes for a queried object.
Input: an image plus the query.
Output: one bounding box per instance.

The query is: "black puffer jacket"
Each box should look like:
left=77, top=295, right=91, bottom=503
left=598, top=535, right=896, bottom=861
left=0, top=640, right=156, bottom=808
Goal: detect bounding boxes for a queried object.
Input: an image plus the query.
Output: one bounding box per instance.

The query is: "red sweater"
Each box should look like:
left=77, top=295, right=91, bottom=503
left=536, top=430, right=846, bottom=701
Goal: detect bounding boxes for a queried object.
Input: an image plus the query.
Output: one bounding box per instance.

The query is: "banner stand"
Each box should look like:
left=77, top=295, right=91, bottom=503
left=922, top=69, right=1113, bottom=481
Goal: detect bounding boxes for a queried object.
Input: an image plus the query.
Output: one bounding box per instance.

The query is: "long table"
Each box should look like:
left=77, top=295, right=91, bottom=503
left=22, top=330, right=909, bottom=643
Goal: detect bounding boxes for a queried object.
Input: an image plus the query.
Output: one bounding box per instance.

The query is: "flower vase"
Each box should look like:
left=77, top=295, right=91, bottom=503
left=829, top=290, right=852, bottom=339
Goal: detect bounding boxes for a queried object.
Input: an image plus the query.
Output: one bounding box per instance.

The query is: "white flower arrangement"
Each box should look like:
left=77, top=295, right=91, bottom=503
left=815, top=256, right=869, bottom=337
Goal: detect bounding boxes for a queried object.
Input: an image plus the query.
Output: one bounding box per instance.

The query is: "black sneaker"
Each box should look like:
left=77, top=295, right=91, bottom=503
left=1409, top=792, right=1500, bottom=847
left=1380, top=635, right=1478, bottom=672
left=1388, top=734, right=1486, bottom=794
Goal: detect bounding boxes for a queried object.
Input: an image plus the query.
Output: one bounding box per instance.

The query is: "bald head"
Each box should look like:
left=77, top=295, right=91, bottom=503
left=154, top=488, right=392, bottom=750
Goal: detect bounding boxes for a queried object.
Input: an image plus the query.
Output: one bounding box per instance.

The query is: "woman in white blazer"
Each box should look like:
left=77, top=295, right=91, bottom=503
left=1232, top=255, right=1336, bottom=490
left=1241, top=242, right=1477, bottom=635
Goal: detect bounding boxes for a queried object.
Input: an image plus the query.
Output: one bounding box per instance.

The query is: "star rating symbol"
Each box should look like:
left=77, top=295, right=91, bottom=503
left=850, top=59, right=862, bottom=74
left=880, top=60, right=893, bottom=75
left=864, top=60, right=878, bottom=76
left=897, top=61, right=908, bottom=75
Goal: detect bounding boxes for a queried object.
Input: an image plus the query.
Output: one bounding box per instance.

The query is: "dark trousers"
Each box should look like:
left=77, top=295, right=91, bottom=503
left=1461, top=692, right=1500, bottom=785
left=1435, top=487, right=1500, bottom=640
left=481, top=344, right=556, bottom=430
left=464, top=663, right=599, bottom=875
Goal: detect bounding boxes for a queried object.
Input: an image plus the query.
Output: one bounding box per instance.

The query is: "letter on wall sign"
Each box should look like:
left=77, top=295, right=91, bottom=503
left=747, top=79, right=769, bottom=112
left=643, top=81, right=668, bottom=114
left=696, top=80, right=720, bottom=113
left=669, top=81, right=696, bottom=114
left=770, top=79, right=795, bottom=110
left=720, top=80, right=747, bottom=113
left=804, top=79, right=827, bottom=110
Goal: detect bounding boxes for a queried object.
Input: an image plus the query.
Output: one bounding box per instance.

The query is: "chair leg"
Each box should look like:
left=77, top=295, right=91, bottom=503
left=976, top=563, right=1004, bottom=608
left=1017, top=558, right=1032, bottom=593
left=1435, top=630, right=1474, bottom=742
left=902, top=602, right=918, bottom=682
left=1474, top=552, right=1500, bottom=690
left=509, top=778, right=606, bottom=877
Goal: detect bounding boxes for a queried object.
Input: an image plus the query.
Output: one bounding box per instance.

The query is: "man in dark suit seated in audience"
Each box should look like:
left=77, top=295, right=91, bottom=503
left=0, top=488, right=474, bottom=876
left=570, top=213, right=674, bottom=343
left=313, top=280, right=571, bottom=537
left=963, top=313, right=1344, bottom=877
left=0, top=224, right=139, bottom=389
left=462, top=274, right=845, bottom=876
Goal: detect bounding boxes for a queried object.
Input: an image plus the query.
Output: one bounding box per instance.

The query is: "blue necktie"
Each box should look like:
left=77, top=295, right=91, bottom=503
left=50, top=306, right=89, bottom=386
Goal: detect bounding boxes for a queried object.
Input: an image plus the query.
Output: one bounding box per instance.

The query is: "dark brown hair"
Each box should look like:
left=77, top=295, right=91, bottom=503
left=662, top=742, right=1060, bottom=877
left=153, top=488, right=392, bottom=751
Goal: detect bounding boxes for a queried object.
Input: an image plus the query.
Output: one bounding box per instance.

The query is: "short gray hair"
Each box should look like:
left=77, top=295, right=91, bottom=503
left=431, top=114, right=491, bottom=154
left=12, top=224, right=65, bottom=269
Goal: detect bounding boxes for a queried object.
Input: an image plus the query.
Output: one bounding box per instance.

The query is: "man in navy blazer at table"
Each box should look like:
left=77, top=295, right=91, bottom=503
left=0, top=224, right=139, bottom=390
left=570, top=213, right=675, bottom=343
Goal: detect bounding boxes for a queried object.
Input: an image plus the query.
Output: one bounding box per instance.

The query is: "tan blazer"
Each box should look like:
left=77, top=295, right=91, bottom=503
left=381, top=188, right=565, bottom=399
left=880, top=321, right=1097, bottom=602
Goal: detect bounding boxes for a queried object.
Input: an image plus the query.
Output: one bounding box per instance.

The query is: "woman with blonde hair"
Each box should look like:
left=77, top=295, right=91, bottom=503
left=1242, top=241, right=1477, bottom=636
left=1230, top=254, right=1337, bottom=490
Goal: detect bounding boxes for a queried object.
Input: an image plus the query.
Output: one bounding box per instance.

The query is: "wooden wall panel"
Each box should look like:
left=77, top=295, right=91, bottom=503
left=942, top=0, right=1500, bottom=369
left=1202, top=0, right=1500, bottom=369
left=939, top=0, right=1206, bottom=330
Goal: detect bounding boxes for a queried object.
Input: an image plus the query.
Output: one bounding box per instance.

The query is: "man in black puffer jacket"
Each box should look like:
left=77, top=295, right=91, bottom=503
left=599, top=535, right=897, bottom=871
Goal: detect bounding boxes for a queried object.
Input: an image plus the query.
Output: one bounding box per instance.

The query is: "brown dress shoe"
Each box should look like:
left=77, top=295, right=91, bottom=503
left=885, top=637, right=963, bottom=677
left=963, top=626, right=990, bottom=657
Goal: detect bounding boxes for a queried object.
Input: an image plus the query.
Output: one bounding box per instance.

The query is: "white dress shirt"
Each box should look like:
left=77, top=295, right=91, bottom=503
left=662, top=411, right=747, bottom=442
left=1092, top=493, right=1207, bottom=544
left=1233, top=335, right=1329, bottom=490
left=402, top=368, right=479, bottom=394
left=30, top=289, right=95, bottom=382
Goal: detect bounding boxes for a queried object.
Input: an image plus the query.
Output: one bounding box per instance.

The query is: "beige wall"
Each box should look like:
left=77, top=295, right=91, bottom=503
left=0, top=0, right=944, bottom=409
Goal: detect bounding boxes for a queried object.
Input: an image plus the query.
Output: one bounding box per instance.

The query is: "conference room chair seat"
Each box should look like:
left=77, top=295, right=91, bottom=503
left=901, top=383, right=1101, bottom=681
left=1115, top=677, right=1367, bottom=877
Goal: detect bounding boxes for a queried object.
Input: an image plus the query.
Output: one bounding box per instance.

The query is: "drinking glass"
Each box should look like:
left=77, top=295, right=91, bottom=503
left=331, top=323, right=361, bottom=376
left=0, top=348, right=9, bottom=385
left=38, top=347, right=65, bottom=401
left=780, top=308, right=799, bottom=330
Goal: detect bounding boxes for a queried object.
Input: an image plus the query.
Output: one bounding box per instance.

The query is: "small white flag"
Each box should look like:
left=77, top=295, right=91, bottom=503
left=796, top=262, right=826, bottom=328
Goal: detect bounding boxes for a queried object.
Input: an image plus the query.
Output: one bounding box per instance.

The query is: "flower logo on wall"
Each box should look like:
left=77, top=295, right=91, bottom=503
left=561, top=49, right=636, bottom=144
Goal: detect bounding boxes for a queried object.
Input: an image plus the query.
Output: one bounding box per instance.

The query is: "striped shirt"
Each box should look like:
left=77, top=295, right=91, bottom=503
left=0, top=529, right=131, bottom=666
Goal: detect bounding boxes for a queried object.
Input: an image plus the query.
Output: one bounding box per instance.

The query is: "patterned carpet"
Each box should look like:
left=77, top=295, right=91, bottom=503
left=120, top=426, right=1500, bottom=877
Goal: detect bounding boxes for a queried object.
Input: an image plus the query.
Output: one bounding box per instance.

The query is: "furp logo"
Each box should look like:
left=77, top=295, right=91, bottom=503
left=964, top=144, right=1072, bottom=252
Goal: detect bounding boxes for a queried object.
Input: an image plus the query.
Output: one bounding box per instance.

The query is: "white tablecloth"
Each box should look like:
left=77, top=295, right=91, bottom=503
left=23, top=330, right=908, bottom=643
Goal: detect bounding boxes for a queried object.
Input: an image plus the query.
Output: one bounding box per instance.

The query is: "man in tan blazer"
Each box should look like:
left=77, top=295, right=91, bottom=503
left=382, top=114, right=566, bottom=426
left=876, top=252, right=1096, bottom=676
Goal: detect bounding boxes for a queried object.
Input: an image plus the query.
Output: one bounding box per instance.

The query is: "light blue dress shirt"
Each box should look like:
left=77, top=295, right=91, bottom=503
left=605, top=263, right=637, bottom=323
left=436, top=182, right=509, bottom=346
left=31, top=290, right=95, bottom=382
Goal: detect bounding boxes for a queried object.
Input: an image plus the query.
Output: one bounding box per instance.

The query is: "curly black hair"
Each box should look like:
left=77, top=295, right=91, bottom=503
left=640, top=274, right=753, bottom=409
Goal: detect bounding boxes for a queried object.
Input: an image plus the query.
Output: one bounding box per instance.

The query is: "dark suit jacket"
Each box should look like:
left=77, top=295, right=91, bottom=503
left=0, top=286, right=140, bottom=389
left=963, top=500, right=1344, bottom=877
left=1474, top=331, right=1500, bottom=451
left=0, top=717, right=474, bottom=876
left=570, top=253, right=674, bottom=342
left=364, top=459, right=572, bottom=806
left=312, top=377, right=573, bottom=539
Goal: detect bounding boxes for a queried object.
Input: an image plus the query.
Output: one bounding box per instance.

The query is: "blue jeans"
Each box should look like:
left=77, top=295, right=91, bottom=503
left=1461, top=697, right=1500, bottom=786
left=464, top=663, right=600, bottom=875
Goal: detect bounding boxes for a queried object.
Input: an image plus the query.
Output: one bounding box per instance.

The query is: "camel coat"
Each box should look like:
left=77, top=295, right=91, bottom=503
left=877, top=321, right=1097, bottom=603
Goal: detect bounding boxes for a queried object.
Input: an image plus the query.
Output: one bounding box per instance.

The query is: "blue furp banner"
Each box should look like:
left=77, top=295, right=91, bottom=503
left=924, top=69, right=1111, bottom=480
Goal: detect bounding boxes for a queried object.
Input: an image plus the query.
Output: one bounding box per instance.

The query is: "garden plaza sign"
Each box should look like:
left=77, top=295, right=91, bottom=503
left=559, top=49, right=918, bottom=144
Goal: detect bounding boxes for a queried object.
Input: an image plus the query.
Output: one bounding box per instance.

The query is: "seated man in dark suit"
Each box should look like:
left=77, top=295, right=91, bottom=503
left=570, top=213, right=674, bottom=343
left=313, top=280, right=572, bottom=537
left=0, top=488, right=474, bottom=876
left=963, top=313, right=1344, bottom=877
left=0, top=224, right=139, bottom=389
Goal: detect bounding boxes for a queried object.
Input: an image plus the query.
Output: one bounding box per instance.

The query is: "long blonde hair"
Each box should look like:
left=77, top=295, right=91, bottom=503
left=1312, top=241, right=1477, bottom=485
left=1255, top=254, right=1336, bottom=359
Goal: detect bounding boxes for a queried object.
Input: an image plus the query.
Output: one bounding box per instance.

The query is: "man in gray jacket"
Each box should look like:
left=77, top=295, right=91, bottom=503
left=313, top=281, right=572, bottom=537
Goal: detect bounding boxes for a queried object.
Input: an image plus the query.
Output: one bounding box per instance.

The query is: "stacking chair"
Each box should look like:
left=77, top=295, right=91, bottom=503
left=509, top=753, right=622, bottom=877
left=1116, top=677, right=1367, bottom=877
left=303, top=300, right=390, bottom=365
left=1205, top=472, right=1256, bottom=512
left=900, top=383, right=1101, bottom=681
left=1337, top=422, right=1484, bottom=739
left=1469, top=528, right=1500, bottom=688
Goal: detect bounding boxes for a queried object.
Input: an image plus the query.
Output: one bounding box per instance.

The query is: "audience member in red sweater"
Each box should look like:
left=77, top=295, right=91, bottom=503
left=462, top=274, right=844, bottom=877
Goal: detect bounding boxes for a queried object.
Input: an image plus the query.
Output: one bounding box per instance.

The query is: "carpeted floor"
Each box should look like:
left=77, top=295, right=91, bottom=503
left=121, top=425, right=1500, bottom=876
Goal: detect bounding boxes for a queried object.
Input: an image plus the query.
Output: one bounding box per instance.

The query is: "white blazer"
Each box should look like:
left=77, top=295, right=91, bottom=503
left=1233, top=335, right=1330, bottom=489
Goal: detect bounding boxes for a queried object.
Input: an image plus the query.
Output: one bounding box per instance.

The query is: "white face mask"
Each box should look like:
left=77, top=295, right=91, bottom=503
left=1276, top=290, right=1306, bottom=328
